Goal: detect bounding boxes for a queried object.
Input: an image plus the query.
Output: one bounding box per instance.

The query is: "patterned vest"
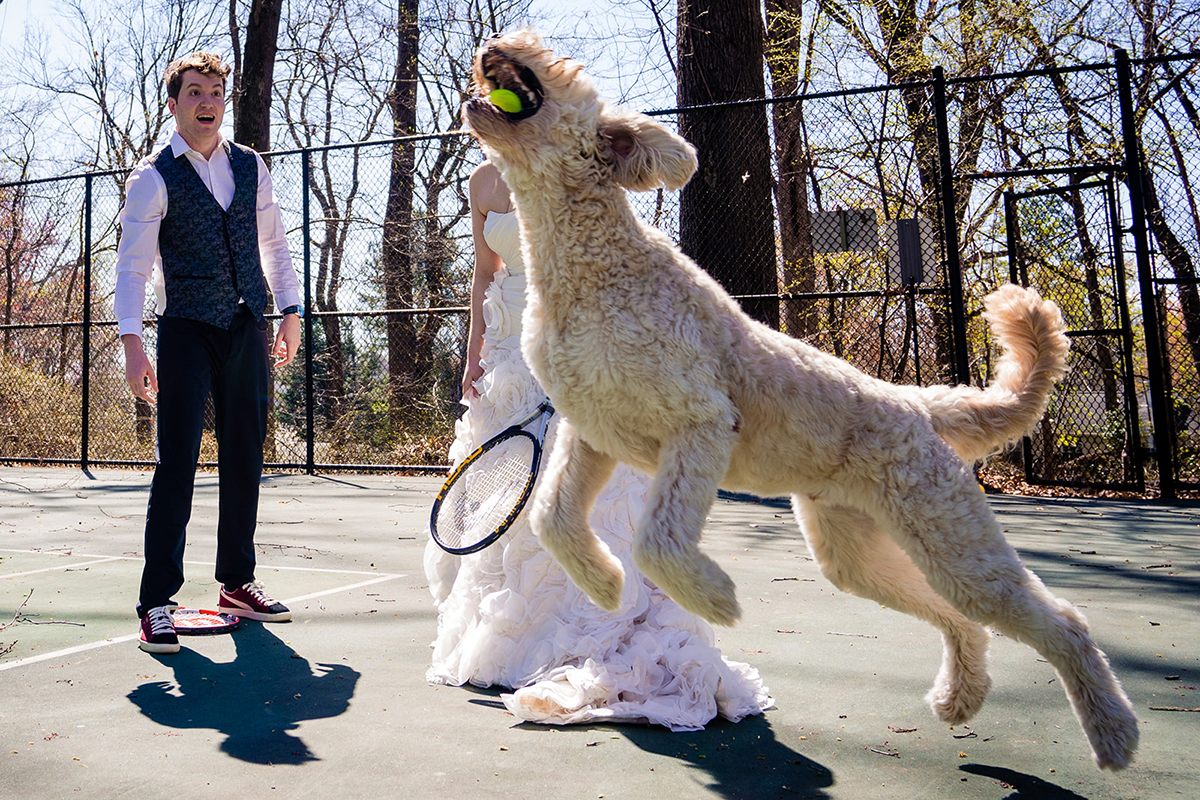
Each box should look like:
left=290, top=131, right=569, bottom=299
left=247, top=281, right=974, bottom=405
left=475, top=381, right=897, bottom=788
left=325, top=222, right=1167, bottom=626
left=152, top=142, right=269, bottom=329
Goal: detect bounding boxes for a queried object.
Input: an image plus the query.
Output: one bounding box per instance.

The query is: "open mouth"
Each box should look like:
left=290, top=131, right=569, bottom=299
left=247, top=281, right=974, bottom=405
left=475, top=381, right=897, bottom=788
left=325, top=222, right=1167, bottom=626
left=196, top=114, right=216, bottom=123
left=479, top=51, right=543, bottom=121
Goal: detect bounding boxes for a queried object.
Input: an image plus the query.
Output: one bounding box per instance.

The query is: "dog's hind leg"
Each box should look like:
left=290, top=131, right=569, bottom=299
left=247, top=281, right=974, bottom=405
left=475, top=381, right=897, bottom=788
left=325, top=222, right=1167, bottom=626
left=794, top=496, right=992, bottom=724
left=873, top=452, right=1139, bottom=770
left=530, top=419, right=624, bottom=610
left=633, top=423, right=740, bottom=626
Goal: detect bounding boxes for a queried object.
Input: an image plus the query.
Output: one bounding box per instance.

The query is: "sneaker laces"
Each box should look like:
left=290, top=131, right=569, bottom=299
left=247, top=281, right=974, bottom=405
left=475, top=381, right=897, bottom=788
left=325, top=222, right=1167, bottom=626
left=243, top=580, right=279, bottom=606
left=146, top=606, right=175, bottom=636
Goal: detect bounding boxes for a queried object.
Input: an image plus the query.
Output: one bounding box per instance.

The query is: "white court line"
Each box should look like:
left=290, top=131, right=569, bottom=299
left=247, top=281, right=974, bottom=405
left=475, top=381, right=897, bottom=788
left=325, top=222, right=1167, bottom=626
left=282, top=574, right=405, bottom=604
left=219, top=562, right=397, bottom=577
left=0, top=547, right=96, bottom=556
left=2, top=556, right=125, bottom=580
left=0, top=572, right=406, bottom=673
left=0, top=634, right=141, bottom=672
left=0, top=547, right=393, bottom=578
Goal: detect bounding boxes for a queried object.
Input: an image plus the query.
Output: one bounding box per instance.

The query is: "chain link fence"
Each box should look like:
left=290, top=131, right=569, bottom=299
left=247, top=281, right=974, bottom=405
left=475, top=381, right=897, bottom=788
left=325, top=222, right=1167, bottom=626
left=1138, top=54, right=1200, bottom=490
left=954, top=62, right=1147, bottom=491
left=2, top=50, right=1198, bottom=495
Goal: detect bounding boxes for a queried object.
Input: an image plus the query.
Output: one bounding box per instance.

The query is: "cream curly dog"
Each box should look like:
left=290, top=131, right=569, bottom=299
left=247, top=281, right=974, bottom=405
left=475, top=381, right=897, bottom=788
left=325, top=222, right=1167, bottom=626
left=462, top=30, right=1138, bottom=769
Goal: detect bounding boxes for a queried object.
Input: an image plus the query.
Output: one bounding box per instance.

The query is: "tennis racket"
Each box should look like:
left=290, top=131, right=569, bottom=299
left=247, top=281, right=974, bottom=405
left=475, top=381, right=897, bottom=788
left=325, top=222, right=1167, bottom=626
left=173, top=608, right=240, bottom=635
left=430, top=398, right=555, bottom=555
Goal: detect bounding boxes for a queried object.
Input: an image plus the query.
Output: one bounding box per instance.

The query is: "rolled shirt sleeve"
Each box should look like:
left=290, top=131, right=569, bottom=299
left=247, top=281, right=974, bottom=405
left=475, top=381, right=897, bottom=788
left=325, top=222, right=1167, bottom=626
left=113, top=162, right=167, bottom=340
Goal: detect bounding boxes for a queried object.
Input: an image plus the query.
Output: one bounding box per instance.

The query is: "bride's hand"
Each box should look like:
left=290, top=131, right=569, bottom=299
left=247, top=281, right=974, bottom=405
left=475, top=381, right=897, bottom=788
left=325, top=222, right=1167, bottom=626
left=461, top=360, right=484, bottom=399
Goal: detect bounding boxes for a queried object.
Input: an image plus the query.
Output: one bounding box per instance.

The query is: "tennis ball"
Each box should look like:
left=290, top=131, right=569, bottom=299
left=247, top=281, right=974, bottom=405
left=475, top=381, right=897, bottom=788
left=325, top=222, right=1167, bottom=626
left=490, top=89, right=524, bottom=114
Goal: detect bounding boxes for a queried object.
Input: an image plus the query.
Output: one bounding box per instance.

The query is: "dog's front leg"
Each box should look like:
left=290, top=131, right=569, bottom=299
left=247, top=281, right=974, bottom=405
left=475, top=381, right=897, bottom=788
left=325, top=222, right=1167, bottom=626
left=634, top=422, right=740, bottom=626
left=530, top=418, right=624, bottom=610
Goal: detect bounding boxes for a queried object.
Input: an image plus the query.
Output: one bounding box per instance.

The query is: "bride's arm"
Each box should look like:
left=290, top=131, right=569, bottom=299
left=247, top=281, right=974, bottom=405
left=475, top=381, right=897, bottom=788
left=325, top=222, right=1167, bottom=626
left=462, top=162, right=508, bottom=399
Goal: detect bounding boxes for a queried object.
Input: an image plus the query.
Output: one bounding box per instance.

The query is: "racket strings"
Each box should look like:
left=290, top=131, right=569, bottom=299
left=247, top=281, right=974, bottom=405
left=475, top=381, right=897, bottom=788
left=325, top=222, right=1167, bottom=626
left=435, top=435, right=537, bottom=550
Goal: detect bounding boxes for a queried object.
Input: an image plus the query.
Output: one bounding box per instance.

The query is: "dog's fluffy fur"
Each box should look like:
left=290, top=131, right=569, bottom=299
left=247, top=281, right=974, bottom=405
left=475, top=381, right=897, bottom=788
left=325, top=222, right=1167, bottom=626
left=463, top=30, right=1139, bottom=769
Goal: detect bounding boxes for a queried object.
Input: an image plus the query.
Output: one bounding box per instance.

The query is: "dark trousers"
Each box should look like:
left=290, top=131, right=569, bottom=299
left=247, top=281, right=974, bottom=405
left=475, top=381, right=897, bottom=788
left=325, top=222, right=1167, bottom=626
left=137, top=306, right=270, bottom=614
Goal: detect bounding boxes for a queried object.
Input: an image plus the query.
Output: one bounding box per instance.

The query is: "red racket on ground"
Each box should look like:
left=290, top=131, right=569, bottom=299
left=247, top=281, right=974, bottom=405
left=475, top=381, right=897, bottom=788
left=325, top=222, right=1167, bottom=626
left=173, top=608, right=240, bottom=635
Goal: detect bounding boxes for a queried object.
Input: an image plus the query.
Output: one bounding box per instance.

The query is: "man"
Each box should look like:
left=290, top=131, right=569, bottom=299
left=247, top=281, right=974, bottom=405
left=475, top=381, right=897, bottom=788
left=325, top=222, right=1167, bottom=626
left=114, top=52, right=303, bottom=654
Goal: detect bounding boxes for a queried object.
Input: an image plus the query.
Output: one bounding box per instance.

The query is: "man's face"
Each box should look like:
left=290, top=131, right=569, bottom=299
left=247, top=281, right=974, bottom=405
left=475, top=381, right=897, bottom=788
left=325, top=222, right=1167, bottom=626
left=168, top=69, right=225, bottom=150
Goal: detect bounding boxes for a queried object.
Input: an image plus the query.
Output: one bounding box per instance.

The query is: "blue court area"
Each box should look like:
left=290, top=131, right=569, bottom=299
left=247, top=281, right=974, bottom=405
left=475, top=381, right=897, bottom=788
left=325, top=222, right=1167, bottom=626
left=1, top=467, right=1196, bottom=798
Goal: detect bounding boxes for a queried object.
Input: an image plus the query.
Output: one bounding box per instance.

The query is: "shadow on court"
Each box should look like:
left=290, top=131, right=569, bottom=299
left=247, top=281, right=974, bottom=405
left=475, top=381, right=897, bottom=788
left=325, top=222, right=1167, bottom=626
left=959, top=764, right=1089, bottom=799
left=459, top=682, right=834, bottom=799
left=622, top=714, right=834, bottom=800
left=127, top=623, right=360, bottom=764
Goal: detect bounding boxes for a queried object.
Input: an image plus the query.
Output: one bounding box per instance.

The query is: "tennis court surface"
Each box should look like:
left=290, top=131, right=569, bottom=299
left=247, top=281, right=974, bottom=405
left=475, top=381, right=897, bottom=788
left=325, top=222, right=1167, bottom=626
left=2, top=467, right=1196, bottom=798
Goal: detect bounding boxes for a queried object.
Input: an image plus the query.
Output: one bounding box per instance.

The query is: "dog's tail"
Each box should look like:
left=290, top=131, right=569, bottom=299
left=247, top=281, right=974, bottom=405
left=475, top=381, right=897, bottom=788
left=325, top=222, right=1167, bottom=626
left=919, top=284, right=1070, bottom=463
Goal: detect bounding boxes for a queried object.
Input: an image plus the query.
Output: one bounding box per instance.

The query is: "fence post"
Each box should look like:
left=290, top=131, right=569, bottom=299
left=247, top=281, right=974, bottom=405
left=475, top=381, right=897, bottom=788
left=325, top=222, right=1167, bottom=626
left=1115, top=48, right=1174, bottom=499
left=932, top=67, right=970, bottom=386
left=81, top=173, right=93, bottom=471
left=302, top=149, right=315, bottom=475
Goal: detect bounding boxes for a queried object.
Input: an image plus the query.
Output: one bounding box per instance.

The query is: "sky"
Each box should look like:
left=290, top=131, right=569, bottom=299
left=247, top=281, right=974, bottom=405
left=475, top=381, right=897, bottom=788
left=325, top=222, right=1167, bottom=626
left=0, top=0, right=32, bottom=53
left=0, top=0, right=676, bottom=179
left=0, top=0, right=674, bottom=108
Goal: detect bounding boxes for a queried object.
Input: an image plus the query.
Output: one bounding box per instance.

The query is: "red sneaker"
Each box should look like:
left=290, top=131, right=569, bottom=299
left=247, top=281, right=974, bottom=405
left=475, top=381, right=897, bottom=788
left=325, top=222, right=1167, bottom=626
left=139, top=605, right=180, bottom=653
left=218, top=581, right=292, bottom=622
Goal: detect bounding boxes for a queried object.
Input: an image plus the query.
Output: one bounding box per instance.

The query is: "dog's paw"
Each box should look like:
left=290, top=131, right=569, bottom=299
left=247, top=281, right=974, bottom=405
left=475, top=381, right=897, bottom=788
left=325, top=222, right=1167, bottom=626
left=1082, top=689, right=1140, bottom=771
left=578, top=557, right=626, bottom=612
left=925, top=674, right=990, bottom=725
left=1089, top=709, right=1139, bottom=770
left=635, top=546, right=742, bottom=626
left=538, top=527, right=627, bottom=611
left=926, top=626, right=992, bottom=724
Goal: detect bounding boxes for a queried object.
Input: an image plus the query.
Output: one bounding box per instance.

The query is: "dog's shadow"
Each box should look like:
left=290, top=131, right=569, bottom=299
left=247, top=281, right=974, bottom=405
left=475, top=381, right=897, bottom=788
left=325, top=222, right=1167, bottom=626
left=959, top=764, right=1089, bottom=799
left=620, top=714, right=833, bottom=800
left=127, top=623, right=359, bottom=764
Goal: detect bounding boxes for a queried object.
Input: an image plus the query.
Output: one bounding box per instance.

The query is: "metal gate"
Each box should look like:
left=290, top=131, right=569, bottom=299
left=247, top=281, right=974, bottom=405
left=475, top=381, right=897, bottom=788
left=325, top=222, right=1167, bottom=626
left=1003, top=175, right=1145, bottom=492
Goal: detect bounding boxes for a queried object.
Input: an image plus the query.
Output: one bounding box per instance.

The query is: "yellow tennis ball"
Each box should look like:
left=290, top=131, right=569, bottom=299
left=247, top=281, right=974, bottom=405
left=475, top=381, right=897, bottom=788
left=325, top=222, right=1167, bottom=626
left=490, top=89, right=524, bottom=114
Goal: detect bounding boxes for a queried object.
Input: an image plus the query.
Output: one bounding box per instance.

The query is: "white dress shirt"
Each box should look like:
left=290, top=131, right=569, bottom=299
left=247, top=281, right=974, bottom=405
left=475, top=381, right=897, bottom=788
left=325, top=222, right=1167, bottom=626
left=113, top=131, right=302, bottom=339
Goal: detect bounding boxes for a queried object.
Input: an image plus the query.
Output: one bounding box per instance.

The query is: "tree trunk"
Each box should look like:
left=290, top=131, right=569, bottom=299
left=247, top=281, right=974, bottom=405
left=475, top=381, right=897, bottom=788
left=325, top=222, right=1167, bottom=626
left=316, top=212, right=348, bottom=425
left=230, top=0, right=284, bottom=459
left=1066, top=182, right=1119, bottom=411
left=764, top=0, right=817, bottom=339
left=677, top=0, right=778, bottom=329
left=232, top=0, right=283, bottom=156
left=381, top=0, right=420, bottom=433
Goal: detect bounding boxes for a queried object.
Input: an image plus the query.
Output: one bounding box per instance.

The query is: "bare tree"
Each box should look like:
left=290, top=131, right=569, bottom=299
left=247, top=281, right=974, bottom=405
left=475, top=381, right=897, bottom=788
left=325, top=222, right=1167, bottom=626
left=765, top=0, right=818, bottom=338
left=1, top=103, right=63, bottom=359
left=677, top=0, right=778, bottom=328
left=230, top=0, right=284, bottom=155
left=1130, top=4, right=1200, bottom=381
left=21, top=0, right=226, bottom=181
left=380, top=0, right=421, bottom=431
left=275, top=0, right=397, bottom=427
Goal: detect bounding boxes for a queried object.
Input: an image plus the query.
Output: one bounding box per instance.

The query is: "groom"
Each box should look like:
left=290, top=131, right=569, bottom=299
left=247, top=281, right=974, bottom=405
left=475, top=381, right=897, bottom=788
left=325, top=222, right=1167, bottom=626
left=113, top=52, right=303, bottom=654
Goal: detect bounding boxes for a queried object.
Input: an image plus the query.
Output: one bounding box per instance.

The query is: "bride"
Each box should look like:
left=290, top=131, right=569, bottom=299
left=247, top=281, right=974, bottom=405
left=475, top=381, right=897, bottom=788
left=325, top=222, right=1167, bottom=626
left=423, top=160, right=773, bottom=730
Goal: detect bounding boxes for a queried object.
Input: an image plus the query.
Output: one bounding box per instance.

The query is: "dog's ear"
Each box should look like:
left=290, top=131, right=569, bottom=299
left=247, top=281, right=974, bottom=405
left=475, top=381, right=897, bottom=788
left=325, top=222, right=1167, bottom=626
left=599, top=108, right=698, bottom=192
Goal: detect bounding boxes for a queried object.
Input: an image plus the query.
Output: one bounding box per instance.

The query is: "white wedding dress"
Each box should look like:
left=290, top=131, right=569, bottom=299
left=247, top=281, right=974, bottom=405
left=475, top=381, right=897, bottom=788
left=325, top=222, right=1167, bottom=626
left=423, top=209, right=773, bottom=731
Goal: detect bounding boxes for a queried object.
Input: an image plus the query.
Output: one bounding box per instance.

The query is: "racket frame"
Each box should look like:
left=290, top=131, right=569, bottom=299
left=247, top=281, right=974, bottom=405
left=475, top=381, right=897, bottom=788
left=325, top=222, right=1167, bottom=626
left=430, top=399, right=554, bottom=555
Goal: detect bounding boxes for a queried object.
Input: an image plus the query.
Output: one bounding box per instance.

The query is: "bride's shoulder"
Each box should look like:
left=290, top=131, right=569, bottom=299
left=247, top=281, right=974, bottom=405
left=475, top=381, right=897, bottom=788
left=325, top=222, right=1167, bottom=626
left=471, top=161, right=512, bottom=217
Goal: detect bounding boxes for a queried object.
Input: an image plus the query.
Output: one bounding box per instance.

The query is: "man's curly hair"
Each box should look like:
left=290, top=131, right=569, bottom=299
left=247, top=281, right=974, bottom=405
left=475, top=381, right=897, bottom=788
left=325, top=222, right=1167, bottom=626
left=164, top=52, right=232, bottom=100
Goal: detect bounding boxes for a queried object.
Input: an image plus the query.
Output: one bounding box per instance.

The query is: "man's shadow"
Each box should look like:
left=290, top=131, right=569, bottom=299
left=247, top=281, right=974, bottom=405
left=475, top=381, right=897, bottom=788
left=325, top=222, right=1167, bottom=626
left=127, top=623, right=359, bottom=764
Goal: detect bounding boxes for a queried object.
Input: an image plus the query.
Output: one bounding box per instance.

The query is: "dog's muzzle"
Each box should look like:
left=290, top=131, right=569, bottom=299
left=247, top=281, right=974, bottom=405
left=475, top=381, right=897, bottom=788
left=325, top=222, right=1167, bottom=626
left=477, top=48, right=544, bottom=121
